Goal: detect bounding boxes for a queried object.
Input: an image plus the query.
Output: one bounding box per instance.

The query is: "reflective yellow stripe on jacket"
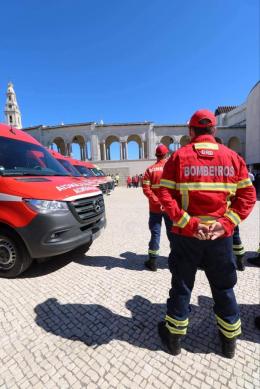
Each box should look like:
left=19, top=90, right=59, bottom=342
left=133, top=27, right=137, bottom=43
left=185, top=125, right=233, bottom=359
left=224, top=209, right=241, bottom=226
left=176, top=182, right=237, bottom=192
left=174, top=212, right=190, bottom=228
left=194, top=142, right=219, bottom=150
left=237, top=178, right=253, bottom=189
left=160, top=179, right=176, bottom=189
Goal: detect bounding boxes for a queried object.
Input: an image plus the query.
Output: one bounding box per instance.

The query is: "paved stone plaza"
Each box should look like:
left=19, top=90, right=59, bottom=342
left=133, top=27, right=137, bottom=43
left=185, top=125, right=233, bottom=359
left=0, top=188, right=259, bottom=389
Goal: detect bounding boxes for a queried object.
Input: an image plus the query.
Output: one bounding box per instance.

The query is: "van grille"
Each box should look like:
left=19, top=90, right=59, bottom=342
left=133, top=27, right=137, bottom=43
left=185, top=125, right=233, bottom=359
left=68, top=194, right=105, bottom=224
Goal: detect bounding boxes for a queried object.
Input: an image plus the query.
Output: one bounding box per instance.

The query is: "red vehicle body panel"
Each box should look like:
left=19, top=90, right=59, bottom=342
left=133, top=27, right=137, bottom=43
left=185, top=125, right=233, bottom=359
left=0, top=123, right=105, bottom=265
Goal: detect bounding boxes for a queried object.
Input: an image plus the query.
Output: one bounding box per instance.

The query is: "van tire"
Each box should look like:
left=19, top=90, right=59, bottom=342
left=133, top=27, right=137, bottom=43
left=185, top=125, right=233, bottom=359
left=0, top=229, right=32, bottom=278
left=71, top=241, right=92, bottom=256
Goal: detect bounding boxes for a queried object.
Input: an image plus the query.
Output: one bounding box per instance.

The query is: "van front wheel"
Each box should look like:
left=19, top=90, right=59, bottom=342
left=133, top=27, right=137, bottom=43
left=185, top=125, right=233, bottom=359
left=0, top=230, right=32, bottom=278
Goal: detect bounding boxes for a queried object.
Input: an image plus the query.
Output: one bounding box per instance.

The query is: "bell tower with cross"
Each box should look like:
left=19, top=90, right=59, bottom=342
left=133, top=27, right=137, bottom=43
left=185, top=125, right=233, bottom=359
left=4, top=82, right=22, bottom=129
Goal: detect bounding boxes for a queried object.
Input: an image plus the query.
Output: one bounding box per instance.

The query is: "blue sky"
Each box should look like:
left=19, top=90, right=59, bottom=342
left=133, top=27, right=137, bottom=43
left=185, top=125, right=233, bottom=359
left=0, top=0, right=259, bottom=160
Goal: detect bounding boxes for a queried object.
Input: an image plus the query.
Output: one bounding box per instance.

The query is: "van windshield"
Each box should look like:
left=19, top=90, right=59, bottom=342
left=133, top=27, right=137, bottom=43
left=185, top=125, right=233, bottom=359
left=91, top=168, right=105, bottom=176
left=0, top=137, right=69, bottom=176
left=73, top=165, right=95, bottom=177
left=58, top=159, right=81, bottom=177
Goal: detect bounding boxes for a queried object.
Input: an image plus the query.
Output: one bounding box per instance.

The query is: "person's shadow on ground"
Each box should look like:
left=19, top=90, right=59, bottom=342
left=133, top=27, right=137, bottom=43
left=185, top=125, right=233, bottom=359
left=21, top=251, right=169, bottom=278
left=34, top=295, right=260, bottom=356
left=22, top=248, right=260, bottom=278
left=75, top=251, right=169, bottom=271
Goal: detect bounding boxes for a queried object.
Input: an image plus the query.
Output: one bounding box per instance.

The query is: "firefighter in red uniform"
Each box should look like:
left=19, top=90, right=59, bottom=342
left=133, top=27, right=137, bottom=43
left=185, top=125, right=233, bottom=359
left=157, top=109, right=256, bottom=358
left=142, top=144, right=172, bottom=271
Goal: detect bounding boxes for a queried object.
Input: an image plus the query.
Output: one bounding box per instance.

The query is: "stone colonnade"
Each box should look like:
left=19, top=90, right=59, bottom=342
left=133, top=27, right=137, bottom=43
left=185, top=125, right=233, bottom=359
left=24, top=122, right=246, bottom=162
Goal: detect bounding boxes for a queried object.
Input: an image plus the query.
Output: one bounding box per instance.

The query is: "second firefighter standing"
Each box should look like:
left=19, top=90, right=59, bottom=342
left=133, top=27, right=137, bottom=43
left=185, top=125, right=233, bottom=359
left=142, top=144, right=172, bottom=271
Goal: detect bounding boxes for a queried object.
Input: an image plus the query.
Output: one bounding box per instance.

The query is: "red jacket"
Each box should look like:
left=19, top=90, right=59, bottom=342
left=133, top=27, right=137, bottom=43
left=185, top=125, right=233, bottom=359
left=143, top=158, right=168, bottom=213
left=159, top=135, right=256, bottom=237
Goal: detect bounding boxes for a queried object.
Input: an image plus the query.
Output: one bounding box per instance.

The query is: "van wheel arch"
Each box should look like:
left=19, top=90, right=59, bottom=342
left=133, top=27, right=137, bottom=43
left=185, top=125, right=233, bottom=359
left=0, top=224, right=32, bottom=278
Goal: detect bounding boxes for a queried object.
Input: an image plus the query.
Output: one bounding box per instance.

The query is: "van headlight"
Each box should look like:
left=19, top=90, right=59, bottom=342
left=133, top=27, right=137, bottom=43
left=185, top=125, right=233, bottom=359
left=24, top=199, right=69, bottom=214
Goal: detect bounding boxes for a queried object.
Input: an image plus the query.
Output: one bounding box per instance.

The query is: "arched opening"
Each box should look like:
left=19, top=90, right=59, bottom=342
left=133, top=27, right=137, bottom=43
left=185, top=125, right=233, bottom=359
left=71, top=135, right=86, bottom=160
left=160, top=136, right=173, bottom=148
left=180, top=135, right=190, bottom=147
left=105, top=135, right=120, bottom=160
left=228, top=137, right=241, bottom=154
left=51, top=137, right=66, bottom=155
left=50, top=143, right=58, bottom=152
left=160, top=136, right=180, bottom=152
left=127, top=135, right=142, bottom=160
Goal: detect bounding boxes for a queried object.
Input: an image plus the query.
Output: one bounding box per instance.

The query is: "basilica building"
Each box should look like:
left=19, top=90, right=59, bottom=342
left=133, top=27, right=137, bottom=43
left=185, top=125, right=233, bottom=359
left=3, top=81, right=260, bottom=178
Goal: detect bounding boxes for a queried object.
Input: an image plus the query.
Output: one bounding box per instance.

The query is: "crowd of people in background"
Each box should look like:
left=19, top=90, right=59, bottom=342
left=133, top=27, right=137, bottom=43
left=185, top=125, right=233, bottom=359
left=126, top=174, right=143, bottom=188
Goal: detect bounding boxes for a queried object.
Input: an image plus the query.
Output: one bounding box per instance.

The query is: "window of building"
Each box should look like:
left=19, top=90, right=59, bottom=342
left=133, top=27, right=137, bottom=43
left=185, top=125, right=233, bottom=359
left=9, top=115, right=13, bottom=123
left=8, top=104, right=12, bottom=109
left=8, top=96, right=11, bottom=101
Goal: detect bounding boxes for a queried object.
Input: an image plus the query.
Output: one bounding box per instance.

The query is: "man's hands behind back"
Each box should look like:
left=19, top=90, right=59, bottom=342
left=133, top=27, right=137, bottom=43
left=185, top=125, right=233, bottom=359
left=193, top=221, right=225, bottom=240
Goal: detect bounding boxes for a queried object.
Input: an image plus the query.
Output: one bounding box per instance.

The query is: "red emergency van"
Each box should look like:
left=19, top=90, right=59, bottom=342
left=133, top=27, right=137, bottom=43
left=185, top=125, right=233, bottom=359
left=48, top=149, right=108, bottom=192
left=78, top=160, right=114, bottom=192
left=0, top=123, right=106, bottom=277
left=68, top=158, right=109, bottom=194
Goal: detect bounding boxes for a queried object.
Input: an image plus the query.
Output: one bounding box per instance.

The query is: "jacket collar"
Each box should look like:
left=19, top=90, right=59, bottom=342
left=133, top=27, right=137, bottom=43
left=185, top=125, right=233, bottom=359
left=191, top=134, right=217, bottom=144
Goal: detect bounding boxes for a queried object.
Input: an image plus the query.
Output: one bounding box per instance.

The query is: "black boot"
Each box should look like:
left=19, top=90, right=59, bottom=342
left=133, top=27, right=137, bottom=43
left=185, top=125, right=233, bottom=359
left=255, top=316, right=260, bottom=330
left=144, top=256, right=157, bottom=271
left=158, top=321, right=182, bottom=355
left=247, top=254, right=260, bottom=267
left=236, top=255, right=245, bottom=271
left=219, top=332, right=236, bottom=358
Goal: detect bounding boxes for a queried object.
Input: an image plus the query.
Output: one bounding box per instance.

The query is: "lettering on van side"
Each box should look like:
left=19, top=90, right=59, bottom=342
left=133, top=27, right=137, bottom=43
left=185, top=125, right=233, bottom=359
left=56, top=182, right=88, bottom=192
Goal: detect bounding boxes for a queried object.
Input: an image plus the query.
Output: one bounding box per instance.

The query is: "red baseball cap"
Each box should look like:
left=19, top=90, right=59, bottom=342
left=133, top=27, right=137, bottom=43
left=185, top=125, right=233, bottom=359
left=188, top=109, right=217, bottom=128
left=155, top=144, right=169, bottom=156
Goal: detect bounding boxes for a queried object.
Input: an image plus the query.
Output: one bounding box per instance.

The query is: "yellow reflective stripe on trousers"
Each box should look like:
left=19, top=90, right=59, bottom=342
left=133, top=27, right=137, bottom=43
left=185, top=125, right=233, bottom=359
left=181, top=190, right=189, bottom=210
left=218, top=327, right=242, bottom=339
left=143, top=180, right=151, bottom=185
left=148, top=249, right=159, bottom=255
left=233, top=244, right=245, bottom=255
left=165, top=315, right=189, bottom=327
left=194, top=142, right=219, bottom=150
left=233, top=248, right=245, bottom=255
left=166, top=323, right=187, bottom=335
left=216, top=315, right=241, bottom=331
left=224, top=209, right=241, bottom=226
left=160, top=179, right=176, bottom=189
left=174, top=212, right=190, bottom=228
left=151, top=184, right=160, bottom=189
left=237, top=178, right=253, bottom=189
left=233, top=244, right=244, bottom=249
left=176, top=182, right=237, bottom=192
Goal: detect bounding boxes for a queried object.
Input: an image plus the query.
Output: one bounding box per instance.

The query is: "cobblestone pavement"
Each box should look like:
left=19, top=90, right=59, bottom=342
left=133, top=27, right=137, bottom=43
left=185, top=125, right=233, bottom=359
left=0, top=188, right=259, bottom=389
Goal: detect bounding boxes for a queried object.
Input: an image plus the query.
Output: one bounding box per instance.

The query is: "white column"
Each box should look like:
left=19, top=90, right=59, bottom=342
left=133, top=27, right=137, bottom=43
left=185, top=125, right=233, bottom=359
left=124, top=142, right=128, bottom=160
left=83, top=146, right=86, bottom=160
left=101, top=142, right=106, bottom=160
left=120, top=142, right=123, bottom=160
left=141, top=141, right=145, bottom=159
left=66, top=143, right=71, bottom=157
left=86, top=144, right=89, bottom=160
left=91, top=134, right=100, bottom=161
